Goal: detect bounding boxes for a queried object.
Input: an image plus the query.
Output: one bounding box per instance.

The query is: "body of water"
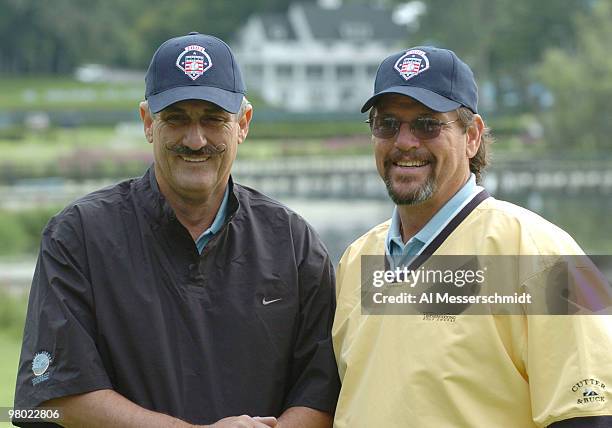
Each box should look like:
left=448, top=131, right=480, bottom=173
left=282, top=192, right=612, bottom=263
left=1, top=181, right=611, bottom=290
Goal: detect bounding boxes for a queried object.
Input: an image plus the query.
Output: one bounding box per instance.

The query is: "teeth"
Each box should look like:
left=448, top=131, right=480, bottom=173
left=180, top=156, right=210, bottom=162
left=395, top=160, right=428, bottom=167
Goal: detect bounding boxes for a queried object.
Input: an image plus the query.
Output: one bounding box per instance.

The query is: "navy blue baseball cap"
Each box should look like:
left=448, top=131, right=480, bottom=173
left=361, top=46, right=478, bottom=114
left=145, top=32, right=246, bottom=114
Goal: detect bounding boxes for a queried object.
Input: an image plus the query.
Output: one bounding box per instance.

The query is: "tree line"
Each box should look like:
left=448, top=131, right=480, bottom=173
left=0, top=0, right=293, bottom=74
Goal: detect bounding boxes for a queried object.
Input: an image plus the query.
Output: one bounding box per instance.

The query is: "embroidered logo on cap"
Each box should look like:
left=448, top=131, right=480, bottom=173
left=176, top=45, right=212, bottom=81
left=394, top=49, right=430, bottom=81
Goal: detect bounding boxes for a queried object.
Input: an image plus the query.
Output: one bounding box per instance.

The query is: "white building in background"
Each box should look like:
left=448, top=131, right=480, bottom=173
left=233, top=1, right=409, bottom=112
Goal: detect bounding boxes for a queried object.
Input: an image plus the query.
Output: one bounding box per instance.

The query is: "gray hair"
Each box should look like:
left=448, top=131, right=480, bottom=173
left=235, top=97, right=250, bottom=120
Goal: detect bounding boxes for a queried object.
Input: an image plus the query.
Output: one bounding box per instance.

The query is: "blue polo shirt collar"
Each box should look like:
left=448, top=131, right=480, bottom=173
left=195, top=185, right=230, bottom=254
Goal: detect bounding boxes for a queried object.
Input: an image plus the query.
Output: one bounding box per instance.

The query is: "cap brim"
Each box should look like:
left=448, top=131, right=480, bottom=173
left=147, top=86, right=244, bottom=114
left=361, top=86, right=461, bottom=113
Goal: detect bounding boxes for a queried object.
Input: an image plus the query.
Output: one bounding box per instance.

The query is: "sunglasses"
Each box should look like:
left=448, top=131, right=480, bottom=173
left=365, top=116, right=459, bottom=140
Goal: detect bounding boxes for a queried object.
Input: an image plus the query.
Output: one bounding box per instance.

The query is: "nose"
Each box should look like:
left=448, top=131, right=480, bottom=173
left=394, top=122, right=421, bottom=151
left=182, top=122, right=208, bottom=150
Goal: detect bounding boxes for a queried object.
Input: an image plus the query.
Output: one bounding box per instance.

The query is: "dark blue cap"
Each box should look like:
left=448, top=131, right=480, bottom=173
left=361, top=46, right=478, bottom=114
left=145, top=32, right=246, bottom=114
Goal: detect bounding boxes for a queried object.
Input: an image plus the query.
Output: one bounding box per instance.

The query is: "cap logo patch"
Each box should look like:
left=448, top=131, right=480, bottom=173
left=394, top=49, right=430, bottom=81
left=176, top=45, right=212, bottom=81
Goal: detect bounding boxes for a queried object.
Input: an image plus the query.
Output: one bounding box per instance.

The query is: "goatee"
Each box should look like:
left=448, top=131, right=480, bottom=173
left=383, top=160, right=436, bottom=205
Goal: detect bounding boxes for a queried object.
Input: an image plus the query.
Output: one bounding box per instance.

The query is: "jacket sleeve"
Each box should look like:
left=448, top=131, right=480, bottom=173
left=282, top=223, right=340, bottom=414
left=13, top=211, right=112, bottom=417
left=523, top=261, right=612, bottom=427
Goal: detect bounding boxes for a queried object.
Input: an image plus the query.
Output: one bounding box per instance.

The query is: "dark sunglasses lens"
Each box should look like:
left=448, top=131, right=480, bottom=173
left=371, top=118, right=398, bottom=139
left=412, top=118, right=442, bottom=140
left=370, top=117, right=444, bottom=140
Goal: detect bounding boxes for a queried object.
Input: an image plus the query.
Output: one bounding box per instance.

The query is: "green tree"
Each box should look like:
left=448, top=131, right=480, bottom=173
left=535, top=0, right=612, bottom=151
left=0, top=0, right=300, bottom=73
left=0, top=0, right=138, bottom=73
left=396, top=0, right=592, bottom=114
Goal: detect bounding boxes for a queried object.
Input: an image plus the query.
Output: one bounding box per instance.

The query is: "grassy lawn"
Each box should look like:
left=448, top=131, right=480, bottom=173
left=0, top=333, right=22, bottom=427
left=0, top=286, right=28, bottom=427
left=0, top=76, right=143, bottom=111
left=1, top=127, right=142, bottom=167
left=0, top=126, right=374, bottom=178
left=0, top=76, right=543, bottom=164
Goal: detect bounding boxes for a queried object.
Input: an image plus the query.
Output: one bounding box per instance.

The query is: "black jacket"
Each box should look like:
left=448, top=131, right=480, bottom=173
left=14, top=167, right=340, bottom=426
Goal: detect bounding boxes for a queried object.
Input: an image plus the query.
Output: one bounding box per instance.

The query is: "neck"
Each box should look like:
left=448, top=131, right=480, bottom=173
left=396, top=174, right=470, bottom=243
left=158, top=181, right=227, bottom=241
left=396, top=201, right=439, bottom=243
left=172, top=195, right=224, bottom=241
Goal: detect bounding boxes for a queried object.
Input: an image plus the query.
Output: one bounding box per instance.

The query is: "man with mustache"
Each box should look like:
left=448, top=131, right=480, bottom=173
left=332, top=47, right=612, bottom=427
left=14, top=33, right=339, bottom=428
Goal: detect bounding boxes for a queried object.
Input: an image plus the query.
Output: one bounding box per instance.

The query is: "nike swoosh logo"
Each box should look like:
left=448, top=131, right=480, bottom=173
left=262, top=297, right=282, bottom=305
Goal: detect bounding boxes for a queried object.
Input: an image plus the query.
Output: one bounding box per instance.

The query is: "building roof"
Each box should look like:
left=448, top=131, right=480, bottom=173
left=260, top=12, right=297, bottom=40
left=299, top=3, right=406, bottom=41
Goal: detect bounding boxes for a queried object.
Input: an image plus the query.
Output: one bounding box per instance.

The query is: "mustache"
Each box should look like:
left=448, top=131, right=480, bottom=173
left=166, top=144, right=227, bottom=156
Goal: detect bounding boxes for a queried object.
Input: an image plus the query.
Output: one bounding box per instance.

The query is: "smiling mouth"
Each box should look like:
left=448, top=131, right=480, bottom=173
left=393, top=160, right=430, bottom=167
left=179, top=155, right=211, bottom=163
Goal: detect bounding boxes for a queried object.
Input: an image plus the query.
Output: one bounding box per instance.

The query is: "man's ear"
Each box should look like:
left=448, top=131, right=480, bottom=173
left=237, top=103, right=253, bottom=145
left=466, top=114, right=484, bottom=159
left=139, top=101, right=154, bottom=144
